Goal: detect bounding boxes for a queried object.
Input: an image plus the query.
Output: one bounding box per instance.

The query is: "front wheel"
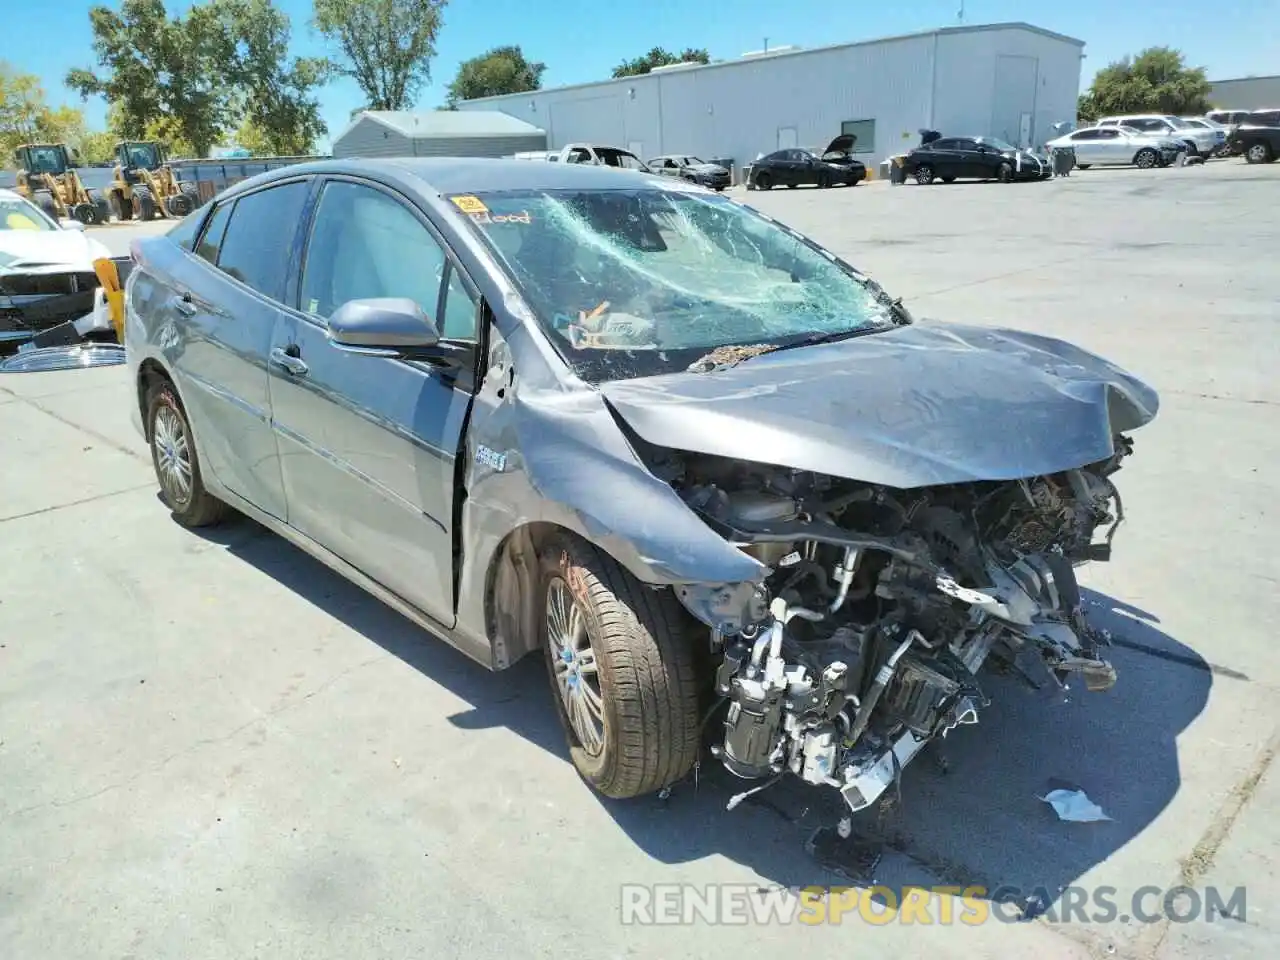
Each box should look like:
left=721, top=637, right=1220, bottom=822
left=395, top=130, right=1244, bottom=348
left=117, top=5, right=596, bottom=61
left=1075, top=163, right=1091, bottom=170
left=1134, top=148, right=1158, bottom=169
left=914, top=164, right=935, bottom=185
left=540, top=535, right=701, bottom=799
left=1245, top=141, right=1274, bottom=164
left=998, top=162, right=1014, bottom=183
left=146, top=381, right=227, bottom=528
left=754, top=171, right=773, bottom=190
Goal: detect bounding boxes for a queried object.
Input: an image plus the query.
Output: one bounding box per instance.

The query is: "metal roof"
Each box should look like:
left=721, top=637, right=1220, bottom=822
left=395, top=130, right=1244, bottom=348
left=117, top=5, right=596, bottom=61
left=458, top=22, right=1086, bottom=105
left=334, top=110, right=546, bottom=144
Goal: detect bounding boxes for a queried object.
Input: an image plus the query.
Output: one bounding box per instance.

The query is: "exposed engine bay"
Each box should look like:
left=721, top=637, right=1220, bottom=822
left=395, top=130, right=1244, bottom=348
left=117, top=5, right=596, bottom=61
left=649, top=438, right=1134, bottom=814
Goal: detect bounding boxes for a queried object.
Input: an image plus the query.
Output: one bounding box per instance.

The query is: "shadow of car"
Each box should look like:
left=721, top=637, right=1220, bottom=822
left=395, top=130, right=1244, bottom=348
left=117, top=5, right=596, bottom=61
left=198, top=514, right=1213, bottom=910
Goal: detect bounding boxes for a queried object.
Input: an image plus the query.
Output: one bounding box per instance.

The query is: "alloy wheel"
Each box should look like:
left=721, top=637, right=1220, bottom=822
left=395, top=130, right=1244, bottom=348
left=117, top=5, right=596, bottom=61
left=1247, top=143, right=1270, bottom=163
left=152, top=403, right=193, bottom=507
left=546, top=577, right=605, bottom=755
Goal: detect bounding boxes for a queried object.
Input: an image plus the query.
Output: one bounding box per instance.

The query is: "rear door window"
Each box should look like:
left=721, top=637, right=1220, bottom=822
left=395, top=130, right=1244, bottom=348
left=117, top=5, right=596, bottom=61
left=195, top=200, right=234, bottom=265
left=214, top=180, right=310, bottom=301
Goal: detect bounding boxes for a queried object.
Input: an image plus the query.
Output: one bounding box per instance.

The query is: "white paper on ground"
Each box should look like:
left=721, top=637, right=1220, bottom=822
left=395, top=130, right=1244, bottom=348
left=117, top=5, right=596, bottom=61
left=1040, top=788, right=1112, bottom=823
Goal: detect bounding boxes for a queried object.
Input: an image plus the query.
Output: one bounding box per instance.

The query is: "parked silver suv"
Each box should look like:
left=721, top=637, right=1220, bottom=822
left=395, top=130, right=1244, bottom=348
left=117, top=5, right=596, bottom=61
left=1097, top=115, right=1223, bottom=158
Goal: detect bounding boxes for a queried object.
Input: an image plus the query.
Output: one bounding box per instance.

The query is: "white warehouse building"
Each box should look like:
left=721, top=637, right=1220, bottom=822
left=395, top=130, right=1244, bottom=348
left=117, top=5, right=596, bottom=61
left=457, top=22, right=1084, bottom=174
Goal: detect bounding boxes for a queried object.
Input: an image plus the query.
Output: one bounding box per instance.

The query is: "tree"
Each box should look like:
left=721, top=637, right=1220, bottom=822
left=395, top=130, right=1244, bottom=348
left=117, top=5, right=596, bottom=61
left=611, top=47, right=709, bottom=79
left=447, top=45, right=545, bottom=106
left=68, top=0, right=326, bottom=159
left=223, top=0, right=329, bottom=155
left=1, top=63, right=90, bottom=165
left=1078, top=47, right=1211, bottom=121
left=313, top=0, right=448, bottom=111
left=67, top=0, right=238, bottom=157
left=78, top=131, right=118, bottom=165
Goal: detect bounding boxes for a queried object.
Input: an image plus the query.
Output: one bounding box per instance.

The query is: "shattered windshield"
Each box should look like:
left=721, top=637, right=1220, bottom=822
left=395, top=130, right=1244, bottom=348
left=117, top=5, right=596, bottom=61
left=457, top=187, right=898, bottom=382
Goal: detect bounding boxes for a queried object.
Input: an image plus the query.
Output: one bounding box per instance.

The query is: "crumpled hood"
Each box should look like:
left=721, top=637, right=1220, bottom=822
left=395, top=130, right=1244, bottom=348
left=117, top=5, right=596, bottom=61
left=0, top=230, right=109, bottom=271
left=599, top=322, right=1159, bottom=489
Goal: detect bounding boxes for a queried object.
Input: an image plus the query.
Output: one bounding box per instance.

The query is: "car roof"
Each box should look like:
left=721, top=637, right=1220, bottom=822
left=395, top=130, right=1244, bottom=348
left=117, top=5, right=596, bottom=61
left=222, top=156, right=667, bottom=199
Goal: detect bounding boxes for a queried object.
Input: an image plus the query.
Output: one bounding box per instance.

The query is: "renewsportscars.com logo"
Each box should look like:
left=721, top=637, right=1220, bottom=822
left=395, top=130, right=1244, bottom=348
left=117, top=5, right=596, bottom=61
left=619, top=884, right=1247, bottom=926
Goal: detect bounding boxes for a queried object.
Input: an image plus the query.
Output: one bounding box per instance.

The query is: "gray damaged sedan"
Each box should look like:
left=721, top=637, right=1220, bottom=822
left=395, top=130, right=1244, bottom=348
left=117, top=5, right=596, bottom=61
left=126, top=159, right=1158, bottom=813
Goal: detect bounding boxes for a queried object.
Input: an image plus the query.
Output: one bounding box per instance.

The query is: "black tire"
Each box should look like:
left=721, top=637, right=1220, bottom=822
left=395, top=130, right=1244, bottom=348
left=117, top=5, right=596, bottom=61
left=110, top=191, right=132, bottom=221
left=998, top=162, right=1014, bottom=183
left=1075, top=163, right=1091, bottom=170
left=816, top=171, right=829, bottom=188
left=33, top=190, right=58, bottom=220
left=1133, top=148, right=1158, bottom=169
left=786, top=183, right=797, bottom=189
left=539, top=534, right=701, bottom=799
left=90, top=190, right=110, bottom=224
left=145, top=380, right=226, bottom=528
left=941, top=175, right=956, bottom=183
left=1244, top=141, right=1274, bottom=164
left=754, top=171, right=773, bottom=190
left=914, top=164, right=935, bottom=185
left=133, top=185, right=157, bottom=221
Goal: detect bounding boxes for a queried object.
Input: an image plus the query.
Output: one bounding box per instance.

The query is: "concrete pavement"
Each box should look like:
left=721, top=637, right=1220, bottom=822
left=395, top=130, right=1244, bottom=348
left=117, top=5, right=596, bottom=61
left=1, top=160, right=1276, bottom=959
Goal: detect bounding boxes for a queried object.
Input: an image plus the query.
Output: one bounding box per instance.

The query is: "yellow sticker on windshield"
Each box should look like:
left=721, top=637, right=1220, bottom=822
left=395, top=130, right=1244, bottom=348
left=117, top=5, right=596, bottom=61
left=450, top=194, right=488, bottom=215
left=5, top=212, right=40, bottom=230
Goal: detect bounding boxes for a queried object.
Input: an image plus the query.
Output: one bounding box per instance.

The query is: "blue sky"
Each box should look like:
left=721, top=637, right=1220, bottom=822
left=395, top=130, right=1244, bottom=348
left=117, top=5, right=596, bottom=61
left=5, top=0, right=1278, bottom=150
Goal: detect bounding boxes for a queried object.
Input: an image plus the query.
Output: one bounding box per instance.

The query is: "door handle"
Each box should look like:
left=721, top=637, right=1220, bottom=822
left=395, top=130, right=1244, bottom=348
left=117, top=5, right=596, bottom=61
left=171, top=293, right=196, bottom=317
left=270, top=346, right=309, bottom=377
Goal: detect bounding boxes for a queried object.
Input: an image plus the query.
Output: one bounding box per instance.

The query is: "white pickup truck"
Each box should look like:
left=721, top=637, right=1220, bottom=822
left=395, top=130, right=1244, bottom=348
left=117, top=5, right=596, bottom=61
left=511, top=144, right=650, bottom=170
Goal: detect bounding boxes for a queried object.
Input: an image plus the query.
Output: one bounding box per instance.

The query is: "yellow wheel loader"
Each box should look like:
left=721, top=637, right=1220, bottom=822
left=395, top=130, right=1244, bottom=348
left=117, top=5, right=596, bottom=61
left=106, top=141, right=199, bottom=222
left=12, top=143, right=110, bottom=225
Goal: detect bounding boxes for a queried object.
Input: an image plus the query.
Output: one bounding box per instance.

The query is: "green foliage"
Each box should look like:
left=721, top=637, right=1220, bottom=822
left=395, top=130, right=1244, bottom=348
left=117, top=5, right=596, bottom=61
left=78, top=131, right=118, bottom=165
left=67, top=0, right=326, bottom=158
left=611, top=47, right=709, bottom=79
left=447, top=45, right=545, bottom=106
left=313, top=0, right=448, bottom=111
left=0, top=63, right=89, bottom=166
left=223, top=0, right=329, bottom=155
left=1078, top=47, right=1212, bottom=122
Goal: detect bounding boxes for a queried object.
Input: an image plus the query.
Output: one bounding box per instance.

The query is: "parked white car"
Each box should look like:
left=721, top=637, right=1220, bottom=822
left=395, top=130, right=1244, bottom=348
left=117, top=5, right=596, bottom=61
left=1096, top=114, right=1224, bottom=158
left=1047, top=125, right=1184, bottom=169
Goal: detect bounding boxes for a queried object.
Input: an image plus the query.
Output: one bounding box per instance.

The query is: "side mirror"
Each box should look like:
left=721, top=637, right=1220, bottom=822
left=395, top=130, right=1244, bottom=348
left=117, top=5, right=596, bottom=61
left=327, top=297, right=440, bottom=357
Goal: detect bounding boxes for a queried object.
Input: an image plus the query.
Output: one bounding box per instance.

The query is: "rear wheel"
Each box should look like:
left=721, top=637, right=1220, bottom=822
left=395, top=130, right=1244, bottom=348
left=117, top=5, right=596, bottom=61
left=754, top=171, right=773, bottom=190
left=109, top=191, right=132, bottom=221
left=539, top=535, right=701, bottom=799
left=90, top=190, right=110, bottom=224
left=914, top=164, right=935, bottom=185
left=132, top=185, right=157, bottom=221
left=1245, top=141, right=1274, bottom=164
left=33, top=190, right=58, bottom=220
left=1075, top=163, right=1092, bottom=169
left=146, top=381, right=226, bottom=528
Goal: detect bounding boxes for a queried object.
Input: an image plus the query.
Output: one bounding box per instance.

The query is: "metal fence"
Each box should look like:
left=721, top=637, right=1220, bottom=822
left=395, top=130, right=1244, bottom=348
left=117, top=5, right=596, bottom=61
left=2, top=156, right=329, bottom=201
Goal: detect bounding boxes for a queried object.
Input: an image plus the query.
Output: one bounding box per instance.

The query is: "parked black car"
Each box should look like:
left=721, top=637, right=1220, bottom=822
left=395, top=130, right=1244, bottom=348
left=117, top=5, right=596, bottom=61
left=746, top=143, right=863, bottom=191
left=903, top=136, right=1050, bottom=184
left=1227, top=109, right=1280, bottom=164
left=816, top=134, right=868, bottom=183
left=646, top=155, right=731, bottom=190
